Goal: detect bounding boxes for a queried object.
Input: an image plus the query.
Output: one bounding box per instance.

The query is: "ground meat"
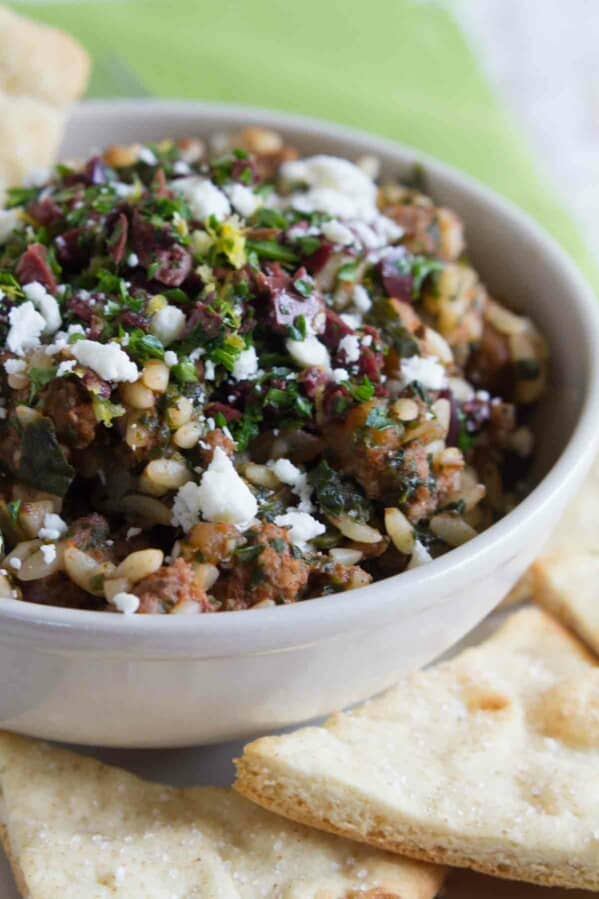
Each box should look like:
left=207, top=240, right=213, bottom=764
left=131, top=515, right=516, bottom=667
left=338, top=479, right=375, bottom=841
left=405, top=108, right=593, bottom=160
left=394, top=443, right=441, bottom=523
left=41, top=377, right=98, bottom=450
left=21, top=572, right=103, bottom=610
left=324, top=401, right=404, bottom=499
left=382, top=194, right=464, bottom=262
left=253, top=145, right=298, bottom=180
left=66, top=513, right=114, bottom=563
left=325, top=402, right=440, bottom=523
left=384, top=202, right=440, bottom=257
left=213, top=523, right=311, bottom=610
left=134, top=558, right=213, bottom=614
left=183, top=521, right=242, bottom=565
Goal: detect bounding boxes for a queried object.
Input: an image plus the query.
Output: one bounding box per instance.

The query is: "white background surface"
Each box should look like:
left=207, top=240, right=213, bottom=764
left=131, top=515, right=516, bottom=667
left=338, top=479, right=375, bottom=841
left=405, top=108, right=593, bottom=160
left=1, top=3, right=595, bottom=894
left=454, top=0, right=599, bottom=253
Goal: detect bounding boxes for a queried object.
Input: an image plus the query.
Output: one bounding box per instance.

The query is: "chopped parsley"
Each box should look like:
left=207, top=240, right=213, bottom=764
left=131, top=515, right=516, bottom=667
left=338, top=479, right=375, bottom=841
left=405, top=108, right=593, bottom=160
left=246, top=239, right=299, bottom=264
left=395, top=254, right=444, bottom=298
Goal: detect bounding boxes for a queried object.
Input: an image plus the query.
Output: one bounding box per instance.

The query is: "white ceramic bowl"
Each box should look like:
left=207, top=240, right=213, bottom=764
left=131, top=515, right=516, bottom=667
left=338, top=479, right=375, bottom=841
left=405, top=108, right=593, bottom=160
left=1, top=100, right=598, bottom=748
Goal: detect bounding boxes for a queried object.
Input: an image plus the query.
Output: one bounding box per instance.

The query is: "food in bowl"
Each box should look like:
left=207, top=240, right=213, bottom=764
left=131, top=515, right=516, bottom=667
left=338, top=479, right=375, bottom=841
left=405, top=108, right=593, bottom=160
left=0, top=127, right=547, bottom=614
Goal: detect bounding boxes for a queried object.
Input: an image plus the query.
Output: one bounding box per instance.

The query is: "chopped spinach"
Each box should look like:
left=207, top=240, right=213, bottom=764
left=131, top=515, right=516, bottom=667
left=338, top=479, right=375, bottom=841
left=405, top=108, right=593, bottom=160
left=309, top=460, right=371, bottom=523
left=246, top=239, right=299, bottom=264
left=395, top=254, right=443, bottom=298
left=16, top=416, right=75, bottom=497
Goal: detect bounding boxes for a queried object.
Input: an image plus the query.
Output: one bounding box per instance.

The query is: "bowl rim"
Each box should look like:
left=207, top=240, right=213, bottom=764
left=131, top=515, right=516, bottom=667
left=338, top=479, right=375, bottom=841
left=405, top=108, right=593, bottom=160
left=1, top=97, right=599, bottom=654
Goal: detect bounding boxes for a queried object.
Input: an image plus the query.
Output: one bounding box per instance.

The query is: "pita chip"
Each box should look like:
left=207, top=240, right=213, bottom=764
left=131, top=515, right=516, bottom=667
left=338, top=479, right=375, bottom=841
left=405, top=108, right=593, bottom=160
left=531, top=455, right=599, bottom=654
left=236, top=609, right=599, bottom=890
left=0, top=7, right=89, bottom=201
left=0, top=94, right=65, bottom=192
left=0, top=6, right=89, bottom=107
left=0, top=732, right=445, bottom=899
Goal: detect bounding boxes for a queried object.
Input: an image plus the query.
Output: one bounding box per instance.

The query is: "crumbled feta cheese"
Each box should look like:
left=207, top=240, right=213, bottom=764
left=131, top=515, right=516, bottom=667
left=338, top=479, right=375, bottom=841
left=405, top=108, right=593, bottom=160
left=352, top=284, right=372, bottom=313
left=448, top=376, right=474, bottom=402
left=287, top=222, right=321, bottom=241
left=347, top=215, right=403, bottom=250
left=45, top=323, right=85, bottom=357
left=204, top=359, right=216, bottom=380
left=151, top=304, right=186, bottom=346
left=376, top=213, right=404, bottom=243
left=172, top=159, right=191, bottom=176
left=164, top=350, right=178, bottom=367
left=23, top=281, right=61, bottom=334
left=231, top=346, right=258, bottom=381
left=9, top=557, right=22, bottom=571
left=361, top=334, right=373, bottom=347
left=407, top=539, right=433, bottom=569
left=274, top=510, right=325, bottom=549
left=289, top=188, right=363, bottom=221
left=71, top=340, right=139, bottom=383
left=4, top=358, right=26, bottom=375
left=347, top=222, right=379, bottom=250
left=332, top=367, right=349, bottom=383
left=282, top=155, right=379, bottom=222
left=267, top=458, right=314, bottom=513
left=113, top=182, right=137, bottom=198
left=38, top=513, right=68, bottom=542
left=172, top=450, right=257, bottom=531
left=195, top=447, right=257, bottom=526
left=338, top=333, right=361, bottom=363
left=24, top=167, right=50, bottom=187
left=56, top=359, right=77, bottom=377
left=111, top=592, right=140, bottom=614
left=189, top=346, right=205, bottom=362
left=400, top=355, right=447, bottom=390
left=138, top=146, right=157, bottom=165
left=6, top=302, right=45, bottom=355
left=321, top=219, right=354, bottom=246
left=0, top=208, right=20, bottom=244
left=127, top=252, right=139, bottom=267
left=356, top=154, right=380, bottom=180
left=339, top=313, right=361, bottom=331
left=170, top=176, right=231, bottom=221
left=224, top=182, right=262, bottom=218
left=286, top=335, right=331, bottom=370
left=40, top=544, right=57, bottom=565
left=269, top=458, right=302, bottom=486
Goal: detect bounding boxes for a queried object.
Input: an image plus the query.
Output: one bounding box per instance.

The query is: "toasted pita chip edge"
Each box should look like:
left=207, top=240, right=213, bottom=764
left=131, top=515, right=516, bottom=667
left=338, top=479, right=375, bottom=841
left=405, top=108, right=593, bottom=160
left=235, top=609, right=599, bottom=891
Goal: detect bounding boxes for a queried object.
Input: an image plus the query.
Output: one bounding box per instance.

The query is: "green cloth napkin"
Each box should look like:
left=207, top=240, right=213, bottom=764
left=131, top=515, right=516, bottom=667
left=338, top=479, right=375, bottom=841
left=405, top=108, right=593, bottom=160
left=15, top=0, right=599, bottom=290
